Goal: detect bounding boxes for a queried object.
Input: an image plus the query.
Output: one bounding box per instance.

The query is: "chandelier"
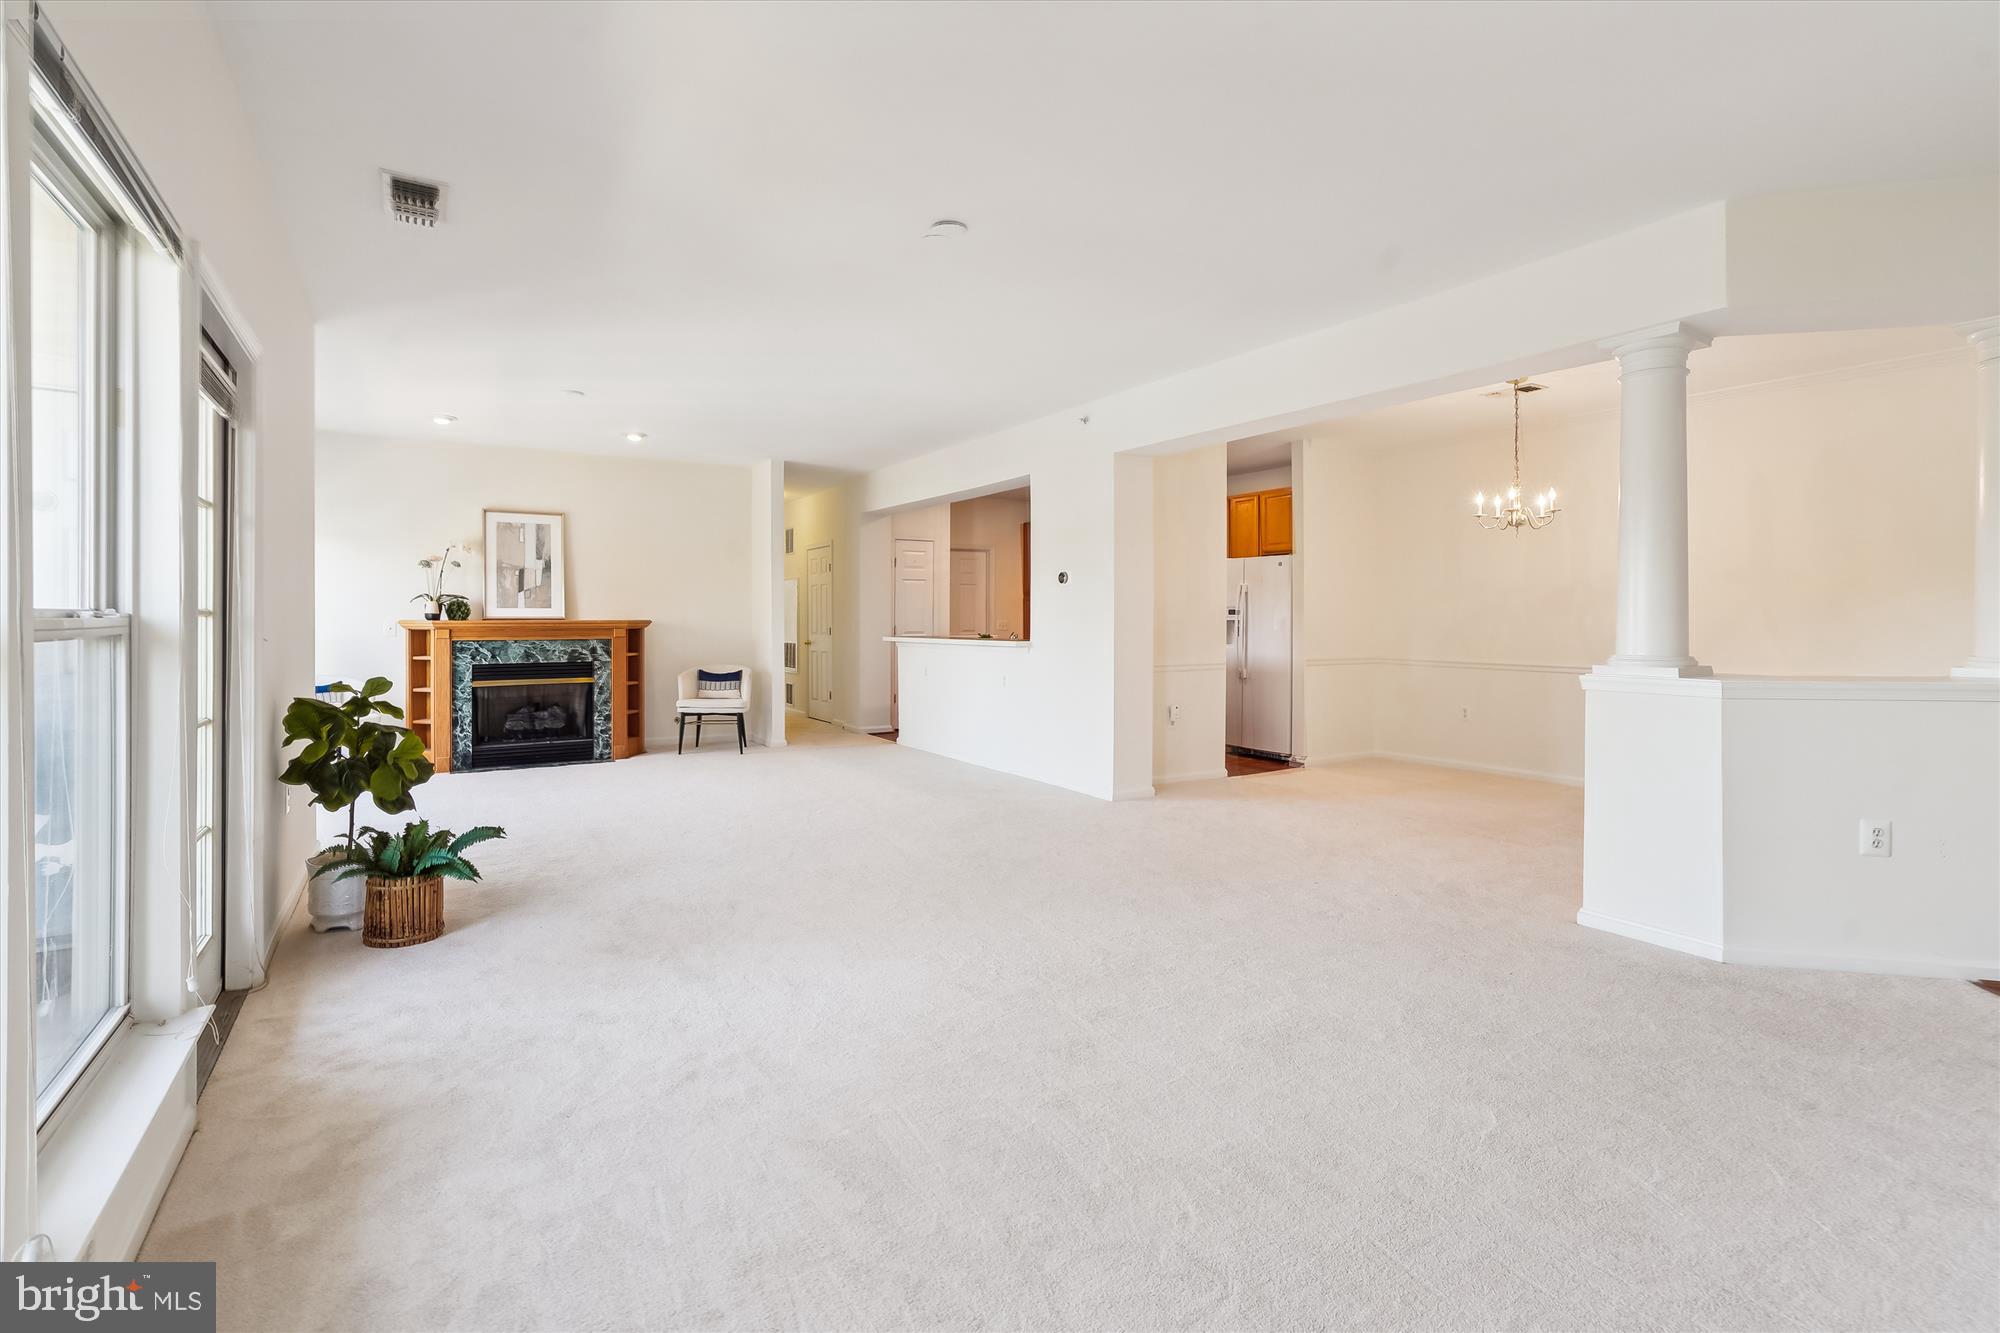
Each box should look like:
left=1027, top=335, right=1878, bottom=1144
left=1473, top=379, right=1560, bottom=531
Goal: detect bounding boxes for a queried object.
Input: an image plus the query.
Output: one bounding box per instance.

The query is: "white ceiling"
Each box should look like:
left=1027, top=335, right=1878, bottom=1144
left=1236, top=327, right=1967, bottom=450
left=207, top=1, right=1997, bottom=471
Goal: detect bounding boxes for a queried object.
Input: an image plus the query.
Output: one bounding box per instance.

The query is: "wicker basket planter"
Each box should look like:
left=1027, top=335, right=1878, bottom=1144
left=364, top=873, right=445, bottom=948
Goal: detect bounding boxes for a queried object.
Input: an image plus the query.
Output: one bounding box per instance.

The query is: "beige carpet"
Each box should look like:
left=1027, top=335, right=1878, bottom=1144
left=140, top=746, right=1998, bottom=1331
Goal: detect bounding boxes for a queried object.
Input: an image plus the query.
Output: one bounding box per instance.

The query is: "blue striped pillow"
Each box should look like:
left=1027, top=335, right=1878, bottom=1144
left=696, top=669, right=742, bottom=698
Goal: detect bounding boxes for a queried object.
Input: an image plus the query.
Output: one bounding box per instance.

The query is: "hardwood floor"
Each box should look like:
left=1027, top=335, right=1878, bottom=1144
left=1225, top=750, right=1300, bottom=778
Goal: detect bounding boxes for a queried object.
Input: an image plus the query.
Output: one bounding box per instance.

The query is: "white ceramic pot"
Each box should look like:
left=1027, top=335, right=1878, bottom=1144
left=307, top=853, right=365, bottom=932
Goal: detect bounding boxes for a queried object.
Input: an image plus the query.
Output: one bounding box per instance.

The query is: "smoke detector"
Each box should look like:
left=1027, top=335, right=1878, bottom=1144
left=382, top=170, right=446, bottom=227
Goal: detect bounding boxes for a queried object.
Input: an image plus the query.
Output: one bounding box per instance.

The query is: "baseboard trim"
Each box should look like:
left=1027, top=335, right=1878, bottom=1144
left=1372, top=750, right=1582, bottom=787
left=1305, top=656, right=1590, bottom=677
left=1112, top=784, right=1156, bottom=801
left=1720, top=945, right=2000, bottom=981
left=1155, top=768, right=1228, bottom=785
left=267, top=869, right=308, bottom=967
left=1576, top=908, right=1724, bottom=961
left=1302, top=749, right=1580, bottom=786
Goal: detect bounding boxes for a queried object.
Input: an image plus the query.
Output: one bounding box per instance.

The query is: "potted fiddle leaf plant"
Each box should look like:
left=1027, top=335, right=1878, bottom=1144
left=313, top=819, right=506, bottom=948
left=279, top=677, right=436, bottom=932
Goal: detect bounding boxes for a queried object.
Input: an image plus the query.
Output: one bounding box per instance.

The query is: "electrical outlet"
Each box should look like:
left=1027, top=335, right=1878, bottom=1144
left=1859, top=819, right=1892, bottom=857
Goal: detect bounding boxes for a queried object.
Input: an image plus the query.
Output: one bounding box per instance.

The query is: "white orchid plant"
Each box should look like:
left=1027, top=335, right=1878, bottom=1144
left=412, top=540, right=479, bottom=617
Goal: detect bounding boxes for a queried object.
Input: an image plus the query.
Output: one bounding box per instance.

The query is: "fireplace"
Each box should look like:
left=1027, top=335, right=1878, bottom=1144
left=466, top=661, right=599, bottom=769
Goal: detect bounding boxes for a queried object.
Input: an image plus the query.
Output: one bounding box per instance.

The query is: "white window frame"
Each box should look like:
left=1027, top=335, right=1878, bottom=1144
left=191, top=374, right=231, bottom=964
left=30, top=126, right=134, bottom=1132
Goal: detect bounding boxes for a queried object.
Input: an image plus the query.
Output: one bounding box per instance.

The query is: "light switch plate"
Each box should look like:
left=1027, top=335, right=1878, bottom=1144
left=1860, top=819, right=1892, bottom=857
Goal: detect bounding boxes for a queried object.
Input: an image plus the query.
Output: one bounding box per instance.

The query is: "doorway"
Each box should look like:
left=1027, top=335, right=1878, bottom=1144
left=806, top=543, right=834, bottom=721
left=950, top=548, right=991, bottom=636
left=1224, top=438, right=1300, bottom=775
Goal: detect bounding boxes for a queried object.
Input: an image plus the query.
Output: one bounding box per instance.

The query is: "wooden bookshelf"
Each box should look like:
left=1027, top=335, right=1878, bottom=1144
left=399, top=619, right=653, bottom=773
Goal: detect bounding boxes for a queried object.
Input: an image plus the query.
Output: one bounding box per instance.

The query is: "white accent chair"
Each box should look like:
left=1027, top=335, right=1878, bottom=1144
left=676, top=665, right=751, bottom=753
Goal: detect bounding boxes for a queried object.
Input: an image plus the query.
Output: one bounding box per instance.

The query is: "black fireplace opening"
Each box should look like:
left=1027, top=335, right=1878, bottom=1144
left=467, top=661, right=598, bottom=769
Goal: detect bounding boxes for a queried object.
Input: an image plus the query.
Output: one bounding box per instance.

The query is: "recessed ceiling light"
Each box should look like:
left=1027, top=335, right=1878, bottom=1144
left=624, top=431, right=647, bottom=442
left=924, top=219, right=969, bottom=239
left=432, top=415, right=457, bottom=426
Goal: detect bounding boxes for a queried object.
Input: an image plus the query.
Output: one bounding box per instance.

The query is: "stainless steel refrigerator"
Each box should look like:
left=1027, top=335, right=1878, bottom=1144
left=1226, top=555, right=1292, bottom=758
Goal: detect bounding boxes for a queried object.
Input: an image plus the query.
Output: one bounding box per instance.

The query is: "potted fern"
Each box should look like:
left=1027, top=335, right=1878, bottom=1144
left=314, top=820, right=506, bottom=948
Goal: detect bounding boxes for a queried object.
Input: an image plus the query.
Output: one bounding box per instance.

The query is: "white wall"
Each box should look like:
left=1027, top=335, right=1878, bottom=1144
left=1719, top=687, right=1998, bottom=975
left=1301, top=345, right=1978, bottom=783
left=1153, top=446, right=1227, bottom=783
left=861, top=442, right=1121, bottom=797
left=48, top=0, right=318, bottom=978
left=747, top=460, right=785, bottom=746
left=1580, top=675, right=1998, bottom=979
left=315, top=433, right=758, bottom=768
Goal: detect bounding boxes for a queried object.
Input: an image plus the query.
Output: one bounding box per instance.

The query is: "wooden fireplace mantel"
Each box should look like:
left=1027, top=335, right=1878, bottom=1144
left=399, top=619, right=653, bottom=773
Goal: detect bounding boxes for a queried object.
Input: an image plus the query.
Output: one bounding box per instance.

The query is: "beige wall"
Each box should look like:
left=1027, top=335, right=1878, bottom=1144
left=1300, top=344, right=1978, bottom=781
left=1153, top=446, right=1228, bottom=781
left=949, top=493, right=1032, bottom=638
left=316, top=433, right=759, bottom=758
left=1227, top=463, right=1291, bottom=496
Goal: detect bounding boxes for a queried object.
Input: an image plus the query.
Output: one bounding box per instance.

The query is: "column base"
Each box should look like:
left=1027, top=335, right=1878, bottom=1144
left=1951, top=659, right=1999, bottom=680
left=1594, top=656, right=1713, bottom=679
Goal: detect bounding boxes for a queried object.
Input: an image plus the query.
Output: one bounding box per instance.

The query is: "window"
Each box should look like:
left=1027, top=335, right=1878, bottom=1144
left=30, top=143, right=128, bottom=1115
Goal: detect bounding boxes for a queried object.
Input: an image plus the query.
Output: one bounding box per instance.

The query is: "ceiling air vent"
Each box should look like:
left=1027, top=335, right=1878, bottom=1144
left=381, top=170, right=445, bottom=227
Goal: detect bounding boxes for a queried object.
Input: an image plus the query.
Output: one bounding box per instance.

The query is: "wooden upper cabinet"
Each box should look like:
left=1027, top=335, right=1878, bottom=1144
left=1258, top=489, right=1292, bottom=555
left=1227, top=495, right=1261, bottom=558
left=1227, top=487, right=1292, bottom=557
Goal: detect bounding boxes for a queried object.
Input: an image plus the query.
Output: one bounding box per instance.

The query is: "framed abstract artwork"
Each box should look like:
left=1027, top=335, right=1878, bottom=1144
left=483, top=509, right=567, bottom=618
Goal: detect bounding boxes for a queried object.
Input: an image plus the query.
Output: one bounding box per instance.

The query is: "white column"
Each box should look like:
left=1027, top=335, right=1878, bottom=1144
left=1596, top=323, right=1712, bottom=677
left=1954, top=319, right=2000, bottom=679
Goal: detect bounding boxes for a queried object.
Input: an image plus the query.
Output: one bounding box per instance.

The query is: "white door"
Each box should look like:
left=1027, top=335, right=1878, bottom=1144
left=894, top=539, right=935, bottom=635
left=950, top=548, right=991, bottom=636
left=806, top=544, right=834, bottom=721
